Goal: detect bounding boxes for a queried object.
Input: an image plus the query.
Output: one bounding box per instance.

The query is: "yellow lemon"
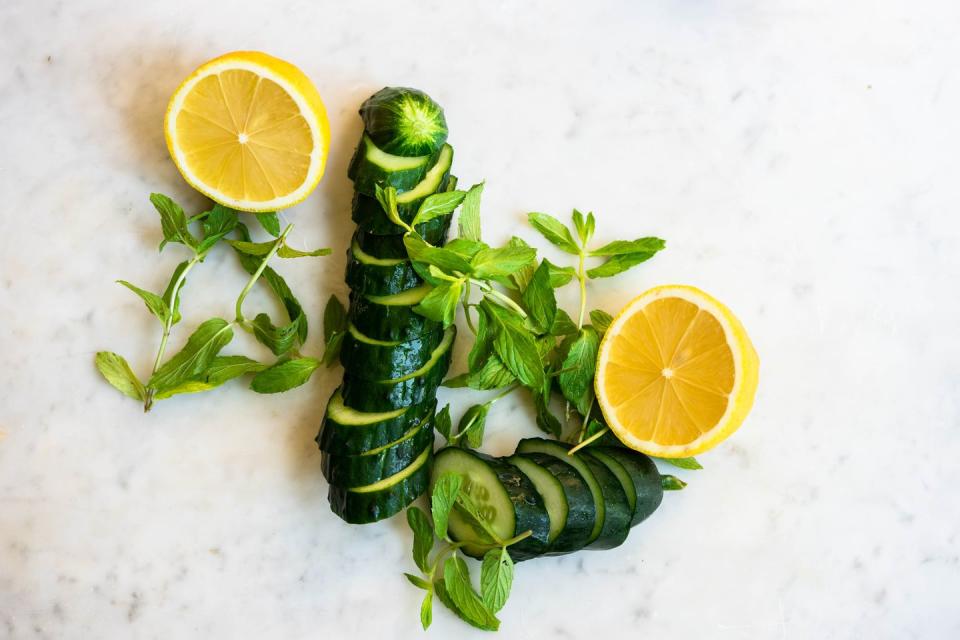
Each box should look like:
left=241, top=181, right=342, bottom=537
left=164, top=51, right=329, bottom=212
left=595, top=285, right=759, bottom=458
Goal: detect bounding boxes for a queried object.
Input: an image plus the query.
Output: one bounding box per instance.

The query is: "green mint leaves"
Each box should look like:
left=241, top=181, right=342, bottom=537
left=96, top=193, right=331, bottom=411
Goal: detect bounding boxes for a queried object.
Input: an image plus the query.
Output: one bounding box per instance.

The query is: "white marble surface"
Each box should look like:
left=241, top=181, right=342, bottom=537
left=2, top=1, right=959, bottom=638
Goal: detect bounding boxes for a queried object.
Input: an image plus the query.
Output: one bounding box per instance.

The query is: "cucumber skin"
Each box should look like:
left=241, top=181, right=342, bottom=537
left=321, top=418, right=434, bottom=487
left=344, top=250, right=422, bottom=296
left=340, top=327, right=455, bottom=412
left=517, top=452, right=596, bottom=555
left=348, top=291, right=442, bottom=343
left=353, top=228, right=448, bottom=260
left=594, top=447, right=664, bottom=526
left=328, top=452, right=432, bottom=524
left=347, top=135, right=440, bottom=196
left=340, top=327, right=444, bottom=381
left=579, top=455, right=632, bottom=550
left=316, top=395, right=435, bottom=456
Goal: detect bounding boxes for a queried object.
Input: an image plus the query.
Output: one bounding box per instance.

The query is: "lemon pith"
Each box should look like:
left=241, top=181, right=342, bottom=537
left=595, top=285, right=759, bottom=458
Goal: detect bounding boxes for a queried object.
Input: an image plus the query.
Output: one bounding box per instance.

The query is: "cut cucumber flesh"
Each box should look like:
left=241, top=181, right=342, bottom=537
left=359, top=87, right=448, bottom=157
left=348, top=134, right=439, bottom=195
left=515, top=438, right=606, bottom=547
left=582, top=449, right=637, bottom=516
left=341, top=326, right=456, bottom=411
left=339, top=323, right=443, bottom=381
left=321, top=412, right=433, bottom=487
left=507, top=455, right=566, bottom=544
left=594, top=447, right=664, bottom=526
left=579, top=454, right=631, bottom=550
left=317, top=388, right=433, bottom=455
left=328, top=446, right=432, bottom=524
left=349, top=285, right=441, bottom=342
left=514, top=452, right=596, bottom=554
left=431, top=447, right=550, bottom=562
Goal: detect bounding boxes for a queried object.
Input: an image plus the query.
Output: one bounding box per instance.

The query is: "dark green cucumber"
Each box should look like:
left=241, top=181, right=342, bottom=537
left=321, top=411, right=434, bottom=487
left=339, top=323, right=444, bottom=381
left=514, top=438, right=629, bottom=550
left=348, top=284, right=442, bottom=342
left=341, top=326, right=456, bottom=411
left=581, top=449, right=637, bottom=520
left=351, top=145, right=454, bottom=230
left=328, top=446, right=432, bottom=524
left=594, top=447, right=663, bottom=526
left=348, top=134, right=440, bottom=195
left=431, top=448, right=550, bottom=562
left=359, top=87, right=448, bottom=156
left=344, top=237, right=421, bottom=296
left=317, top=388, right=433, bottom=455
left=510, top=453, right=596, bottom=554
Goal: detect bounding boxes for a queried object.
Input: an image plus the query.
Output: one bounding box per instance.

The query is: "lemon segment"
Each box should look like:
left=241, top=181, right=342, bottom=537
left=595, top=285, right=759, bottom=458
left=164, top=51, right=329, bottom=212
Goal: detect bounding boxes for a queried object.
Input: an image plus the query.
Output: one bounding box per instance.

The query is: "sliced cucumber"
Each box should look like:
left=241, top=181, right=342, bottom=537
left=341, top=326, right=456, bottom=411
left=582, top=449, right=637, bottom=520
left=512, top=453, right=596, bottom=554
left=339, top=323, right=443, bottom=381
left=594, top=447, right=663, bottom=526
left=348, top=284, right=442, bottom=342
left=431, top=447, right=550, bottom=562
left=317, top=388, right=433, bottom=455
left=328, top=445, right=432, bottom=524
left=506, top=455, right=566, bottom=544
left=321, top=411, right=434, bottom=487
left=344, top=238, right=421, bottom=296
left=348, top=134, right=440, bottom=195
left=351, top=146, right=454, bottom=228
left=360, top=87, right=448, bottom=156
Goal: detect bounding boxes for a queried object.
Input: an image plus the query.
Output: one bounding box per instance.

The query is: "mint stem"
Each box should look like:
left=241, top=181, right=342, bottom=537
left=234, top=223, right=293, bottom=326
left=567, top=427, right=607, bottom=455
left=472, top=280, right=527, bottom=319
left=576, top=249, right=587, bottom=329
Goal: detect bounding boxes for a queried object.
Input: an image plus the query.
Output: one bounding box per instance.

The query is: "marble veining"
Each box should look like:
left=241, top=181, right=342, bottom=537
left=2, top=1, right=959, bottom=638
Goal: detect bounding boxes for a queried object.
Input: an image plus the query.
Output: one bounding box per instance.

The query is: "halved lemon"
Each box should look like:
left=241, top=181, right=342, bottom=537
left=164, top=51, right=329, bottom=212
left=595, top=285, right=759, bottom=458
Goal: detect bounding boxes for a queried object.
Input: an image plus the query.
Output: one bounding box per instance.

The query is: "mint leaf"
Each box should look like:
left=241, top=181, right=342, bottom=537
left=590, top=237, right=665, bottom=256
left=404, top=234, right=472, bottom=274
left=662, top=475, right=688, bottom=491
left=445, top=238, right=487, bottom=260
left=117, top=280, right=169, bottom=323
left=406, top=506, right=434, bottom=572
left=431, top=473, right=463, bottom=540
left=94, top=352, right=145, bottom=401
left=470, top=245, right=537, bottom=279
left=521, top=261, right=557, bottom=334
left=435, top=404, right=453, bottom=442
left=467, top=355, right=517, bottom=391
left=374, top=184, right=409, bottom=230
left=226, top=239, right=275, bottom=256
left=483, top=301, right=545, bottom=391
left=528, top=212, right=579, bottom=254
left=507, top=237, right=536, bottom=290
left=414, top=281, right=462, bottom=326
left=480, top=547, right=514, bottom=614
left=420, top=589, right=433, bottom=630
left=458, top=182, right=484, bottom=242
left=550, top=308, right=578, bottom=336
left=322, top=332, right=344, bottom=367
left=661, top=456, right=703, bottom=470
left=277, top=244, right=331, bottom=258
left=544, top=258, right=576, bottom=287
left=457, top=403, right=490, bottom=449
left=249, top=357, right=320, bottom=393
left=255, top=212, right=281, bottom=237
left=148, top=318, right=233, bottom=391
left=441, top=373, right=469, bottom=388
left=572, top=209, right=593, bottom=246
left=197, top=204, right=238, bottom=252
left=323, top=295, right=347, bottom=341
left=250, top=312, right=303, bottom=356
left=162, top=261, right=189, bottom=326
left=412, top=190, right=466, bottom=227
left=442, top=556, right=500, bottom=631
left=152, top=356, right=266, bottom=400
left=150, top=193, right=197, bottom=250
left=468, top=305, right=493, bottom=371
left=590, top=309, right=613, bottom=335
left=587, top=251, right=658, bottom=278
left=533, top=389, right=562, bottom=437
left=586, top=211, right=596, bottom=242
left=405, top=573, right=431, bottom=590
left=558, top=327, right=600, bottom=416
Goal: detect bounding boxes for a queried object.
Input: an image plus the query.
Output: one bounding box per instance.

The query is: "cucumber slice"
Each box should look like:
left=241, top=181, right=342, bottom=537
left=594, top=447, right=663, bottom=526
left=341, top=326, right=456, bottom=411
left=512, top=453, right=596, bottom=554
left=347, top=134, right=440, bottom=195
left=431, top=448, right=550, bottom=562
left=321, top=411, right=434, bottom=487
left=339, top=323, right=444, bottom=381
left=360, top=87, right=448, bottom=156
left=348, top=285, right=442, bottom=342
left=514, top=438, right=630, bottom=550
left=344, top=238, right=421, bottom=296
left=581, top=449, right=638, bottom=521
left=317, top=388, right=433, bottom=455
left=506, top=455, right=566, bottom=544
left=351, top=146, right=454, bottom=227
left=328, top=445, right=432, bottom=524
